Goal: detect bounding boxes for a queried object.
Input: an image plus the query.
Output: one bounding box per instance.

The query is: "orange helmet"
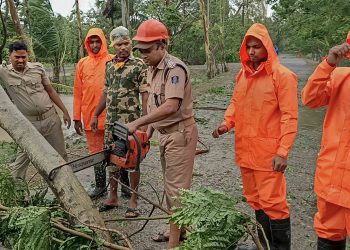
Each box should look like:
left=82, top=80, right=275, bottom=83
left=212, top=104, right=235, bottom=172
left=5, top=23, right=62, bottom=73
left=133, top=19, right=169, bottom=42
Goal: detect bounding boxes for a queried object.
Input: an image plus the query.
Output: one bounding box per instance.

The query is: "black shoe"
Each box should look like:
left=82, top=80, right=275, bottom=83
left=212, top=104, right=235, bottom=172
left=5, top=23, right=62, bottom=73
left=119, top=170, right=131, bottom=198
left=89, top=163, right=107, bottom=199
left=270, top=217, right=291, bottom=250
left=317, top=237, right=346, bottom=250
left=119, top=169, right=130, bottom=186
left=236, top=243, right=258, bottom=250
left=255, top=210, right=272, bottom=249
left=89, top=187, right=107, bottom=199
left=121, top=185, right=132, bottom=198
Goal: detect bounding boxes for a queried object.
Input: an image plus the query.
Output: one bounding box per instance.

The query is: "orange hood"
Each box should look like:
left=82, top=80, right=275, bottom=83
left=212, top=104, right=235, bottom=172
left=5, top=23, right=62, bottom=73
left=240, top=23, right=279, bottom=75
left=84, top=28, right=109, bottom=59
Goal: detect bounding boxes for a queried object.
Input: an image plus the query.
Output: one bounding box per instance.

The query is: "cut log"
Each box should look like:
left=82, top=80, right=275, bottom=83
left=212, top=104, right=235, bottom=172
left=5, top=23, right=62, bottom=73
left=0, top=85, right=112, bottom=243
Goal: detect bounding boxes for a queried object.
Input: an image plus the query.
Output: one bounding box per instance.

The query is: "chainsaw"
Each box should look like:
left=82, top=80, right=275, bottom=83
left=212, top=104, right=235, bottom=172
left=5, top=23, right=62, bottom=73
left=49, top=122, right=150, bottom=180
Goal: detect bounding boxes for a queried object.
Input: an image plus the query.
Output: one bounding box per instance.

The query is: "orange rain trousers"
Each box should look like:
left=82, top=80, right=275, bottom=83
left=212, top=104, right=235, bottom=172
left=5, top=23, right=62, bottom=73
left=85, top=130, right=104, bottom=154
left=314, top=196, right=350, bottom=240
left=240, top=167, right=290, bottom=220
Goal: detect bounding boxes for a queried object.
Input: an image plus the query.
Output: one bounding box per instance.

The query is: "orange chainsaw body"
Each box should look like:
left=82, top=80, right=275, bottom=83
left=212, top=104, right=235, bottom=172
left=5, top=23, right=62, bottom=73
left=109, top=130, right=150, bottom=170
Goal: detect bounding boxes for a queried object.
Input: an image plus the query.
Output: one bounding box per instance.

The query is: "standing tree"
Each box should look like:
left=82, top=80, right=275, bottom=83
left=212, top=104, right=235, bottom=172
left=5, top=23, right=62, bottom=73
left=121, top=0, right=130, bottom=29
left=7, top=0, right=35, bottom=60
left=199, top=0, right=215, bottom=78
left=0, top=0, right=7, bottom=62
left=75, top=0, right=84, bottom=59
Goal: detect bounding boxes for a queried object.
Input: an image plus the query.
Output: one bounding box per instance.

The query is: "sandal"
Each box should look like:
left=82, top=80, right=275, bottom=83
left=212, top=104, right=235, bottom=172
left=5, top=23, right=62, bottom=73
left=125, top=207, right=140, bottom=218
left=98, top=203, right=117, bottom=212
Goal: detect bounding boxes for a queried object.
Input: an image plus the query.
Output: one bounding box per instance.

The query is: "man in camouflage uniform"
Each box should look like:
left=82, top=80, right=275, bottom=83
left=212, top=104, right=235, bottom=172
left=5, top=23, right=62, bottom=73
left=91, top=26, right=148, bottom=217
left=0, top=41, right=70, bottom=179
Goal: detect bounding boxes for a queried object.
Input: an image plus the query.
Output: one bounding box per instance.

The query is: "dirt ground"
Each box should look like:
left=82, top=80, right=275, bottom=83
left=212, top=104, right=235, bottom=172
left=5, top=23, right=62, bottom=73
left=62, top=54, right=323, bottom=250
left=0, top=55, right=327, bottom=249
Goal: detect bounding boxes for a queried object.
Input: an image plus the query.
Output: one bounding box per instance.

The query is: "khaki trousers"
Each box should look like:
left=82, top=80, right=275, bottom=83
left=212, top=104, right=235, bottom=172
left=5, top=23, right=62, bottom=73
left=158, top=123, right=198, bottom=210
left=10, top=112, right=67, bottom=179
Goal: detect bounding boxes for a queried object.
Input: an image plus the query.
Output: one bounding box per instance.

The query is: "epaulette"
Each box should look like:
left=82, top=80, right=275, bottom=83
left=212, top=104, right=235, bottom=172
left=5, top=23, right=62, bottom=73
left=165, top=56, right=177, bottom=69
left=30, top=62, right=44, bottom=68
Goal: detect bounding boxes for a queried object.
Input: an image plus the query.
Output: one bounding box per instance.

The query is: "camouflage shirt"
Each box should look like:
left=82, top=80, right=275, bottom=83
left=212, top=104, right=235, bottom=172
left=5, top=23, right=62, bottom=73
left=104, top=56, right=148, bottom=145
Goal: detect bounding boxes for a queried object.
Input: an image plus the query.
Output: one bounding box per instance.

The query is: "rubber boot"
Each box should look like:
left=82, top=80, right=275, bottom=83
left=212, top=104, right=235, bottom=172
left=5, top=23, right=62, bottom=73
left=120, top=169, right=131, bottom=198
left=317, top=237, right=346, bottom=250
left=89, top=163, right=107, bottom=199
left=255, top=210, right=272, bottom=249
left=270, top=217, right=291, bottom=250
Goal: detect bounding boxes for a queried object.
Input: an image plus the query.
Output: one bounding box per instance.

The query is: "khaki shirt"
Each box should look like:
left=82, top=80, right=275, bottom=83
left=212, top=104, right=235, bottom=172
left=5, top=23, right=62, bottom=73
left=147, top=52, right=194, bottom=129
left=0, top=62, right=53, bottom=116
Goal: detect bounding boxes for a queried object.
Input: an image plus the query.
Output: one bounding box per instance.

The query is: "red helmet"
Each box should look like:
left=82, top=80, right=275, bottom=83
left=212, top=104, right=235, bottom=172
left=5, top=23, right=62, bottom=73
left=133, top=19, right=169, bottom=42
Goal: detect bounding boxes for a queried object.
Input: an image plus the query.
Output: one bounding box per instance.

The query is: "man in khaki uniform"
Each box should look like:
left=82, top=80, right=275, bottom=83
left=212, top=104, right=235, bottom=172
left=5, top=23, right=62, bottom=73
left=0, top=42, right=70, bottom=179
left=127, top=19, right=198, bottom=249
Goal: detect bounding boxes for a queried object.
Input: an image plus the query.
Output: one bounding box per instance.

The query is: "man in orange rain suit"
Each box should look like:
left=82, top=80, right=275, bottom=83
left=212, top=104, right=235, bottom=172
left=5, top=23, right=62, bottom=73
left=302, top=32, right=350, bottom=250
left=212, top=23, right=298, bottom=250
left=73, top=28, right=114, bottom=198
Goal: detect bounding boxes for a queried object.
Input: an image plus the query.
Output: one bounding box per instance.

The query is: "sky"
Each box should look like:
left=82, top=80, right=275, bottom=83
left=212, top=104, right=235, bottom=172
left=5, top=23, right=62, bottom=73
left=50, top=0, right=96, bottom=16
left=50, top=0, right=273, bottom=17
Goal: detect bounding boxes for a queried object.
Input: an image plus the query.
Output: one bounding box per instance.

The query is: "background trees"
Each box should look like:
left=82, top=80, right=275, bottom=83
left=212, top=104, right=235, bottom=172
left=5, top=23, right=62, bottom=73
left=0, top=0, right=348, bottom=80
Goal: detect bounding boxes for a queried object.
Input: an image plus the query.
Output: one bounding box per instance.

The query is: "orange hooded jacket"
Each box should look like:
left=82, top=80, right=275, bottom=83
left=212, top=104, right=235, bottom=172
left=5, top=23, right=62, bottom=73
left=224, top=23, right=298, bottom=171
left=73, top=28, right=113, bottom=130
left=301, top=32, right=350, bottom=208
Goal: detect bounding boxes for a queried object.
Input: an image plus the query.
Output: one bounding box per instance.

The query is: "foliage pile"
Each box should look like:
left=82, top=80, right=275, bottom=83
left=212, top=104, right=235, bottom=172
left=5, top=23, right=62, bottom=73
left=0, top=166, right=26, bottom=207
left=0, top=166, right=101, bottom=250
left=0, top=141, right=17, bottom=164
left=171, top=188, right=251, bottom=250
left=0, top=206, right=52, bottom=249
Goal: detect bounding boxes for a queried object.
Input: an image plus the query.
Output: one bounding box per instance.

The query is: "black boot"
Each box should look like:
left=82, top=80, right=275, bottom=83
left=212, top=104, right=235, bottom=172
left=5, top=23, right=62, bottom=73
left=89, top=163, right=107, bottom=199
left=317, top=237, right=346, bottom=250
left=119, top=170, right=131, bottom=198
left=270, top=218, right=291, bottom=250
left=255, top=210, right=272, bottom=249
left=236, top=210, right=272, bottom=250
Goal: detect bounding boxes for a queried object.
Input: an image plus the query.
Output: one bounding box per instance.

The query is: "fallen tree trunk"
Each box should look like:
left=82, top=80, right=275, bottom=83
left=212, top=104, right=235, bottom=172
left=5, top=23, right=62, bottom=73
left=0, top=85, right=112, bottom=243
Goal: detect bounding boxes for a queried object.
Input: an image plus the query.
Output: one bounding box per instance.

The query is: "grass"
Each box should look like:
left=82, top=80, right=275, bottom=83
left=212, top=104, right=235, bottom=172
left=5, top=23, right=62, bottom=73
left=0, top=142, right=17, bottom=164
left=208, top=86, right=226, bottom=95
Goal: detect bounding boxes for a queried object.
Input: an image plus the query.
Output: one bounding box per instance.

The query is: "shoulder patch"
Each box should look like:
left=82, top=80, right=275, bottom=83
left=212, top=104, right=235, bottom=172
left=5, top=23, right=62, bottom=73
left=171, top=75, right=179, bottom=84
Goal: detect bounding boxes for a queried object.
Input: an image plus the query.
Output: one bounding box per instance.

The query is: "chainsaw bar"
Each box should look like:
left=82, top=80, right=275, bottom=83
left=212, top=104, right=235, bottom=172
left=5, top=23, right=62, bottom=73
left=49, top=149, right=110, bottom=180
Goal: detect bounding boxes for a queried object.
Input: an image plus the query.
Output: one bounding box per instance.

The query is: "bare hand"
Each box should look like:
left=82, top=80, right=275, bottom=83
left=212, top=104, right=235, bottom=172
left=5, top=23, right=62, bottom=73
left=63, top=112, right=71, bottom=129
left=74, top=120, right=83, bottom=135
left=327, top=43, right=350, bottom=65
left=272, top=155, right=287, bottom=172
left=90, top=116, right=98, bottom=132
left=126, top=121, right=139, bottom=134
left=212, top=123, right=228, bottom=138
